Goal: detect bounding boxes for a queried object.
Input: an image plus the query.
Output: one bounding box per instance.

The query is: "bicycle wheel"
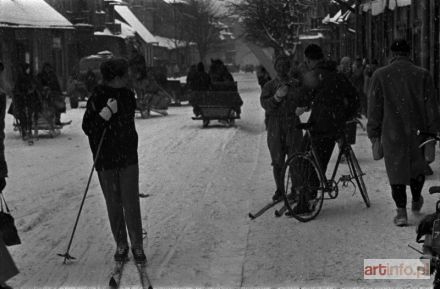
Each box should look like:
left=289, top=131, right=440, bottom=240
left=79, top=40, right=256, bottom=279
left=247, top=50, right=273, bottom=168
left=346, top=146, right=370, bottom=207
left=282, top=153, right=325, bottom=222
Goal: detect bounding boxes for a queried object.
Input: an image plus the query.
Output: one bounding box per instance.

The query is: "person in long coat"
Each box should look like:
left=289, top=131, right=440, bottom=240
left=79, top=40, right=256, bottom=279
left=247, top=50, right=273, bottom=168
left=367, top=39, right=440, bottom=226
left=37, top=63, right=64, bottom=125
left=13, top=64, right=40, bottom=143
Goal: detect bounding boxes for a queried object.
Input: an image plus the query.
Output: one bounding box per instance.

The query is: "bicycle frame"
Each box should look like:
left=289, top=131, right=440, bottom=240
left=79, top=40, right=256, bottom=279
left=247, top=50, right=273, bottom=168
left=303, top=130, right=348, bottom=193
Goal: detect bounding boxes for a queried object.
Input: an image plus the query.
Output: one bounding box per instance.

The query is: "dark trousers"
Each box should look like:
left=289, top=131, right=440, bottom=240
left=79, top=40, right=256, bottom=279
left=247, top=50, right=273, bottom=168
left=97, top=164, right=143, bottom=249
left=391, top=175, right=425, bottom=208
left=266, top=116, right=303, bottom=191
left=303, top=135, right=336, bottom=175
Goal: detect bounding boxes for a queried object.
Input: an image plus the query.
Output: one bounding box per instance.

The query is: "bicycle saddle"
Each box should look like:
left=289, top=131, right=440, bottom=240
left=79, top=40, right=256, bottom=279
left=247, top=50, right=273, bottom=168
left=429, top=187, right=440, bottom=194
left=296, top=123, right=314, bottom=130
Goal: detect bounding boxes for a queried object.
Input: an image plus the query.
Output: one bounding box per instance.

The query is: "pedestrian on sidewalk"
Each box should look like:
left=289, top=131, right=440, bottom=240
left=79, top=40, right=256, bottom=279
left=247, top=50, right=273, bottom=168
left=367, top=39, right=440, bottom=226
left=13, top=64, right=40, bottom=144
left=260, top=56, right=303, bottom=202
left=37, top=63, right=65, bottom=126
left=351, top=58, right=366, bottom=117
left=0, top=63, right=18, bottom=289
left=82, top=58, right=146, bottom=263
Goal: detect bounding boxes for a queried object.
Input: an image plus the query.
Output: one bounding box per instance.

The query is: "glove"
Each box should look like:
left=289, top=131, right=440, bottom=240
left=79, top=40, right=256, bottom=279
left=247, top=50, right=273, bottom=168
left=296, top=107, right=308, bottom=116
left=99, top=98, right=118, bottom=121
left=106, top=98, right=118, bottom=114
left=0, top=177, right=6, bottom=192
left=275, top=85, right=288, bottom=101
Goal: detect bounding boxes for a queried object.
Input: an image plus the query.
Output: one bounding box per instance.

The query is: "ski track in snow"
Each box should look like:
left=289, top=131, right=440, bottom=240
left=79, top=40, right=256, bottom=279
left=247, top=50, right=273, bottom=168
left=5, top=72, right=439, bottom=288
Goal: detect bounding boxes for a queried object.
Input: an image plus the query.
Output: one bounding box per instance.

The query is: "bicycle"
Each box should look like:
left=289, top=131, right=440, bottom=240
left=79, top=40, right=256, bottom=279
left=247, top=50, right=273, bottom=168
left=280, top=121, right=370, bottom=222
left=411, top=130, right=440, bottom=289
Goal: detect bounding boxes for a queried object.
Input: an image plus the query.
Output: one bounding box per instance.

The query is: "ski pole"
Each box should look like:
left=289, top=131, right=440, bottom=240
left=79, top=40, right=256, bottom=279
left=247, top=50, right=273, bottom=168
left=58, top=127, right=108, bottom=264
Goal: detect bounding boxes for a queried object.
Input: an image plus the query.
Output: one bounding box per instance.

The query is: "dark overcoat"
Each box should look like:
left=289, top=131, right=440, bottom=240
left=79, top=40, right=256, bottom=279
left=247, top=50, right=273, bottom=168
left=367, top=57, right=440, bottom=185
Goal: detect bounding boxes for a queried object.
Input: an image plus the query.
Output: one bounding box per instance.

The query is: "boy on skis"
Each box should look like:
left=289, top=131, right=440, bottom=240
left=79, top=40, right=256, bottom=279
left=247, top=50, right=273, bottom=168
left=82, top=58, right=146, bottom=264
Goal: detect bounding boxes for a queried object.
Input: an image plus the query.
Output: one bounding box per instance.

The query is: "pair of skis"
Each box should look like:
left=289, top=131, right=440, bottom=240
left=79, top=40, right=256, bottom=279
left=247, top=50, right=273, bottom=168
left=109, top=259, right=152, bottom=289
left=248, top=198, right=288, bottom=220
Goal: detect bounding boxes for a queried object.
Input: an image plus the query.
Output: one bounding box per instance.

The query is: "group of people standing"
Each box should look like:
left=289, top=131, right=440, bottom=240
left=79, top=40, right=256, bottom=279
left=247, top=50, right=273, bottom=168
left=186, top=60, right=235, bottom=93
left=9, top=62, right=66, bottom=144
left=260, top=44, right=359, bottom=213
left=260, top=39, right=440, bottom=225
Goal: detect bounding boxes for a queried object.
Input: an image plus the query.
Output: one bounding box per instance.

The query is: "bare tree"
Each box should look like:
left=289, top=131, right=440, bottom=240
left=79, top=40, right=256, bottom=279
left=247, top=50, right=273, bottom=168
left=230, top=0, right=316, bottom=57
left=183, top=0, right=223, bottom=62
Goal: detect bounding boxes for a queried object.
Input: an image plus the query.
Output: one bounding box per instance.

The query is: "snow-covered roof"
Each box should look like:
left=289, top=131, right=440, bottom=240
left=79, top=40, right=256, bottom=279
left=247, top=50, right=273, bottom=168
left=299, top=32, right=324, bottom=40
left=154, top=35, right=194, bottom=49
left=163, top=0, right=187, bottom=3
left=114, top=5, right=157, bottom=44
left=329, top=10, right=342, bottom=23
left=220, top=30, right=235, bottom=40
left=0, top=0, right=73, bottom=29
left=94, top=19, right=135, bottom=39
left=362, top=0, right=411, bottom=15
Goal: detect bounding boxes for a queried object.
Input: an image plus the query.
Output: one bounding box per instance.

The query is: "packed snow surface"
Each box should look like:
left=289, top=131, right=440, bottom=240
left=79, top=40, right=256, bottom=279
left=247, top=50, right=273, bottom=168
left=4, top=73, right=438, bottom=288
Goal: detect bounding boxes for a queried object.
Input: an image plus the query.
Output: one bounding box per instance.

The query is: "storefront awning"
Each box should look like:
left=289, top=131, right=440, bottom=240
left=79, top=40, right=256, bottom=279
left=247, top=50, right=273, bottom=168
left=362, top=0, right=411, bottom=15
left=114, top=5, right=157, bottom=44
left=388, top=0, right=412, bottom=10
left=0, top=0, right=73, bottom=29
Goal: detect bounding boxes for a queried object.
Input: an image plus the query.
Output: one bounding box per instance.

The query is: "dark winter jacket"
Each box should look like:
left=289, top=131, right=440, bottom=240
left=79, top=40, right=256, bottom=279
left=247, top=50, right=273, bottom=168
left=37, top=71, right=61, bottom=93
left=13, top=74, right=40, bottom=115
left=260, top=77, right=302, bottom=118
left=260, top=77, right=303, bottom=150
left=190, top=72, right=211, bottom=91
left=367, top=56, right=440, bottom=184
left=298, top=60, right=359, bottom=137
left=82, top=85, right=138, bottom=171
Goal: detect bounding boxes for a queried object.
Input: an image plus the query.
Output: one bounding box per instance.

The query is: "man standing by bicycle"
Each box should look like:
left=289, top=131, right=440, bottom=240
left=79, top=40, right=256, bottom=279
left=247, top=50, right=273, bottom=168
left=295, top=44, right=359, bottom=214
left=367, top=39, right=440, bottom=226
left=260, top=56, right=303, bottom=202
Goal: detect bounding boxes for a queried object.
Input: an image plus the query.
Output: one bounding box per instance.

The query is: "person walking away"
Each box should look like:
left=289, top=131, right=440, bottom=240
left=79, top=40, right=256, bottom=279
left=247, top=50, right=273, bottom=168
left=191, top=62, right=211, bottom=92
left=351, top=58, right=366, bottom=117
left=186, top=64, right=197, bottom=91
left=363, top=59, right=379, bottom=108
left=256, top=65, right=271, bottom=88
left=13, top=64, right=40, bottom=144
left=367, top=39, right=440, bottom=226
left=0, top=63, right=18, bottom=289
left=37, top=63, right=65, bottom=126
left=260, top=56, right=303, bottom=202
left=128, top=58, right=152, bottom=119
left=190, top=62, right=212, bottom=117
left=82, top=59, right=146, bottom=263
left=295, top=45, right=359, bottom=214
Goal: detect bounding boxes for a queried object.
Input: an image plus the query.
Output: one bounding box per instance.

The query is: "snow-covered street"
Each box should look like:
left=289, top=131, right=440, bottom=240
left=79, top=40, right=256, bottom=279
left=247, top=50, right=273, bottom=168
left=4, top=73, right=438, bottom=288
